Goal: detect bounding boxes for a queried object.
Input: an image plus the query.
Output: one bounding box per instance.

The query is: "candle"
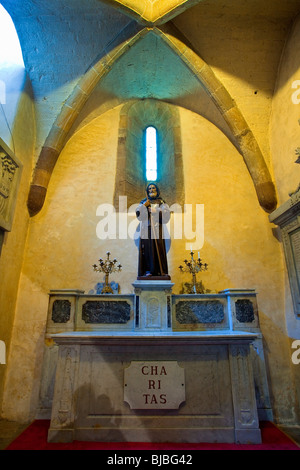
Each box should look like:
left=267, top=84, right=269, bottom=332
left=198, top=251, right=200, bottom=259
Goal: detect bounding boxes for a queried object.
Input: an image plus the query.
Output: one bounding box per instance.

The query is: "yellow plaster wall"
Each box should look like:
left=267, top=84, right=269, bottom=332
left=269, top=14, right=300, bottom=418
left=1, top=106, right=122, bottom=420
left=270, top=14, right=300, bottom=204
left=2, top=102, right=297, bottom=423
left=178, top=108, right=297, bottom=422
left=0, top=76, right=35, bottom=415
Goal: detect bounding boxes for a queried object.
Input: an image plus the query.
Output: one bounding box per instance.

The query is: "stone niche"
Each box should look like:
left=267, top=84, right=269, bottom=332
left=113, top=99, right=184, bottom=210
left=269, top=189, right=300, bottom=317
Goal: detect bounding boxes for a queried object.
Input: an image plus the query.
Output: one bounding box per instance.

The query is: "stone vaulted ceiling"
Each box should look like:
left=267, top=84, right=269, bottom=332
left=1, top=0, right=300, bottom=215
left=2, top=0, right=300, bottom=118
left=98, top=0, right=204, bottom=25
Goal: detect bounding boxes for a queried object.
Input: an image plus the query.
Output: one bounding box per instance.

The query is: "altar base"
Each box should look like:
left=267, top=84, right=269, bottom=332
left=48, top=331, right=261, bottom=444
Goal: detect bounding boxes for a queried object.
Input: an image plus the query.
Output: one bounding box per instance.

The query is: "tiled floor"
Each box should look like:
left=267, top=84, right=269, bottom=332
left=0, top=419, right=299, bottom=450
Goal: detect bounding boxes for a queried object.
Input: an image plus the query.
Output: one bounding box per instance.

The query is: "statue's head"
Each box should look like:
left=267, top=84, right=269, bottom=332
left=146, top=182, right=160, bottom=200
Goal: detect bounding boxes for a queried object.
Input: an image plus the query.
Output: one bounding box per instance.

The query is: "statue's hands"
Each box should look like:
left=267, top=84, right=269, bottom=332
left=144, top=199, right=151, bottom=208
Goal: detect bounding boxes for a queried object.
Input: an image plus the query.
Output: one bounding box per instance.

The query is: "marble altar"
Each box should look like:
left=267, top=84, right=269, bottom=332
left=39, top=282, right=272, bottom=444
left=47, top=330, right=261, bottom=444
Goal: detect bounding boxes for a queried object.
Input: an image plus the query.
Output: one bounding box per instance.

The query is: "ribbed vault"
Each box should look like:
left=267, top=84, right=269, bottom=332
left=27, top=23, right=277, bottom=216
left=98, top=0, right=203, bottom=25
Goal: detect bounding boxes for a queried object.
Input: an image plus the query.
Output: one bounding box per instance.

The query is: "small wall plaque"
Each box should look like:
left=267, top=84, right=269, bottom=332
left=124, top=361, right=185, bottom=410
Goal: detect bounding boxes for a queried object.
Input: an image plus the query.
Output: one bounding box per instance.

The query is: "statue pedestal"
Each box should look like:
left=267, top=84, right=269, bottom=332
left=132, top=279, right=174, bottom=332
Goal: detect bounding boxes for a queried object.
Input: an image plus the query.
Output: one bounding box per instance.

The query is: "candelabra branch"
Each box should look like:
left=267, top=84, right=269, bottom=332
left=93, top=251, right=122, bottom=294
left=178, top=250, right=208, bottom=294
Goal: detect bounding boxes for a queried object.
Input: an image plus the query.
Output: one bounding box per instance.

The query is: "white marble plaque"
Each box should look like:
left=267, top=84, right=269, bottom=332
left=124, top=361, right=185, bottom=409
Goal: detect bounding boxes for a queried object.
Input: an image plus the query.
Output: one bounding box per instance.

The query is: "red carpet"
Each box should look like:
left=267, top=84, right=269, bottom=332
left=5, top=421, right=299, bottom=451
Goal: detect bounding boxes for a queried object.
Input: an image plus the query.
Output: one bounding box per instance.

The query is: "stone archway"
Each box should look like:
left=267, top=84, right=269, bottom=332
left=27, top=24, right=277, bottom=217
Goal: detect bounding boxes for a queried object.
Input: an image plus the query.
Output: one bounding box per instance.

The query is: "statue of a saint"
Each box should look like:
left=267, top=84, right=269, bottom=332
left=136, top=183, right=170, bottom=279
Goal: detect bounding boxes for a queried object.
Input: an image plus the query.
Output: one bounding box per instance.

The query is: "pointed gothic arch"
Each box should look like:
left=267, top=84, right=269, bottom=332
left=27, top=24, right=277, bottom=217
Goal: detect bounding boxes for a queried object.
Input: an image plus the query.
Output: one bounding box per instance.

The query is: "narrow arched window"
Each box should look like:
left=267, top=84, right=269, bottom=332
left=145, top=126, right=157, bottom=181
left=114, top=100, right=184, bottom=210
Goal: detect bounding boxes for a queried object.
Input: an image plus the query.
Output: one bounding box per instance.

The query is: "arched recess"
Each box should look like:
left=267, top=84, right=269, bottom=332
left=27, top=24, right=277, bottom=217
left=113, top=99, right=184, bottom=210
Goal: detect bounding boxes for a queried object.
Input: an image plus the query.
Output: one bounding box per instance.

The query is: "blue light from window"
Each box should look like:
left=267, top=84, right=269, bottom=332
left=146, top=126, right=157, bottom=181
left=0, top=5, right=24, bottom=67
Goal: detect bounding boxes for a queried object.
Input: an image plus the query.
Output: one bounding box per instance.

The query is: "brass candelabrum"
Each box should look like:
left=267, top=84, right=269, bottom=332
left=179, top=250, right=208, bottom=294
left=93, top=251, right=122, bottom=294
